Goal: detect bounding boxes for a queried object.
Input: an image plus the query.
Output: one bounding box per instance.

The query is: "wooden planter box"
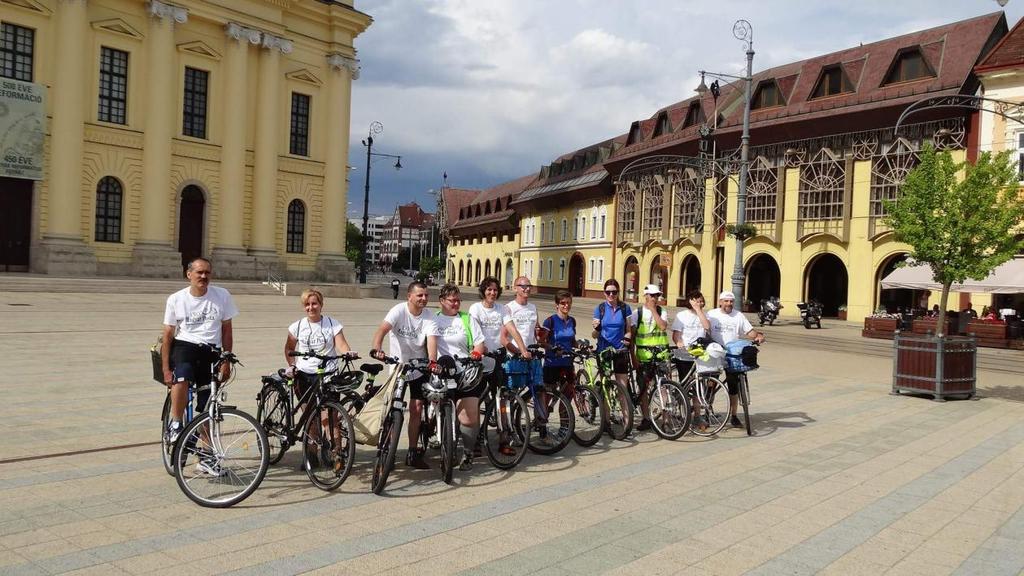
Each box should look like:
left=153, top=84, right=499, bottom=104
left=863, top=316, right=898, bottom=340
left=912, top=317, right=955, bottom=336
left=837, top=311, right=847, bottom=321
left=965, top=320, right=1007, bottom=340
left=892, top=333, right=976, bottom=401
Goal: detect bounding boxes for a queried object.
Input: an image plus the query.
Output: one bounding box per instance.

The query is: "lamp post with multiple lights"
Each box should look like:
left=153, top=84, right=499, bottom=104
left=695, top=19, right=754, bottom=302
left=359, top=121, right=402, bottom=284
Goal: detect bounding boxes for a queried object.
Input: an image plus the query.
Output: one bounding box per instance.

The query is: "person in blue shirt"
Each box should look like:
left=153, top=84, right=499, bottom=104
left=542, top=290, right=577, bottom=386
left=592, top=278, right=633, bottom=390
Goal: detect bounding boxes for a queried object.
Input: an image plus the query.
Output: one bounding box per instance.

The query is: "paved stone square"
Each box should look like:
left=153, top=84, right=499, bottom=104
left=1, top=289, right=1024, bottom=575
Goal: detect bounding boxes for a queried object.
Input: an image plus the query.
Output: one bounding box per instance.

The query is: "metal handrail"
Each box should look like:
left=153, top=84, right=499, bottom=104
left=262, top=263, right=285, bottom=293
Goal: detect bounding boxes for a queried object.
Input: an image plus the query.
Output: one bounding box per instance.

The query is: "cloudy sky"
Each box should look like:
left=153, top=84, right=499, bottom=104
left=346, top=0, right=1024, bottom=218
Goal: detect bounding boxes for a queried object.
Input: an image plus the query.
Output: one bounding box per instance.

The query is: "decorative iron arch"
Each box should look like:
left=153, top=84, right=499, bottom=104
left=894, top=95, right=1024, bottom=134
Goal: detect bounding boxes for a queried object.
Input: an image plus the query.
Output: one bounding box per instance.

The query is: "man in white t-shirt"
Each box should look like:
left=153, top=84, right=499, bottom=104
left=706, top=291, right=764, bottom=427
left=370, top=281, right=438, bottom=469
left=161, top=257, right=239, bottom=448
left=504, top=275, right=543, bottom=387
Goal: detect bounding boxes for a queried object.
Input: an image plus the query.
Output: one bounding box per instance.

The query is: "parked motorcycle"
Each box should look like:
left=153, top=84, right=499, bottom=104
left=758, top=297, right=783, bottom=326
left=796, top=300, right=823, bottom=329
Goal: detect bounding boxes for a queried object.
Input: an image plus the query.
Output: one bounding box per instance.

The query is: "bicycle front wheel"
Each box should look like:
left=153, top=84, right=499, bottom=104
left=256, top=383, right=290, bottom=465
left=601, top=380, right=634, bottom=440
left=525, top=388, right=574, bottom=455
left=173, top=409, right=269, bottom=508
left=738, top=374, right=752, bottom=436
left=371, top=408, right=403, bottom=495
left=692, top=376, right=730, bottom=437
left=482, top=392, right=530, bottom=470
left=161, top=394, right=175, bottom=476
left=647, top=380, right=691, bottom=441
left=440, top=402, right=456, bottom=484
left=302, top=400, right=356, bottom=491
left=571, top=383, right=604, bottom=447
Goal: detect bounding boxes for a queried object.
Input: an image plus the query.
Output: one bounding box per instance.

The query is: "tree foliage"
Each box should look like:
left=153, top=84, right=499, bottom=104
left=344, top=221, right=367, bottom=265
left=883, top=145, right=1024, bottom=336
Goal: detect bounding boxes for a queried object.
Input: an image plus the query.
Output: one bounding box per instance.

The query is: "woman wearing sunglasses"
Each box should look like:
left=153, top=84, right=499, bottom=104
left=592, top=279, right=633, bottom=389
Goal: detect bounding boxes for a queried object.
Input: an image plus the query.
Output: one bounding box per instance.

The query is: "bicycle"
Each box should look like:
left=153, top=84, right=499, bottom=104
left=522, top=345, right=575, bottom=455
left=676, top=351, right=731, bottom=437
left=547, top=345, right=603, bottom=447
left=419, top=355, right=494, bottom=483
left=631, top=345, right=692, bottom=440
left=479, top=349, right=532, bottom=470
left=366, top=352, right=432, bottom=495
left=255, top=351, right=358, bottom=491
left=574, top=340, right=634, bottom=440
left=167, top=349, right=270, bottom=508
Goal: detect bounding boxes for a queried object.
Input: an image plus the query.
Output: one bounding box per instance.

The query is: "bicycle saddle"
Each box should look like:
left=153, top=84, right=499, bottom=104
left=360, top=363, right=384, bottom=376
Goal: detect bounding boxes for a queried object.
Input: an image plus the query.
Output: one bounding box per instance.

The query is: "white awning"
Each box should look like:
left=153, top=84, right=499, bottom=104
left=880, top=258, right=1024, bottom=294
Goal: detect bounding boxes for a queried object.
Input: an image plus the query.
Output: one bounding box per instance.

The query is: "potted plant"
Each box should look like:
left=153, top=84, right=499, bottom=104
left=837, top=304, right=848, bottom=321
left=885, top=146, right=1024, bottom=400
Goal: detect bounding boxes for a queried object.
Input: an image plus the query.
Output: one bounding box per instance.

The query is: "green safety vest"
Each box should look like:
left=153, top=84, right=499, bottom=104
left=437, top=310, right=474, bottom=351
left=635, top=306, right=669, bottom=362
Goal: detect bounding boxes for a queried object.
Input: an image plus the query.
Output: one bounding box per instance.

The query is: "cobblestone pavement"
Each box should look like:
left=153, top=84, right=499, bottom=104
left=1, top=290, right=1024, bottom=575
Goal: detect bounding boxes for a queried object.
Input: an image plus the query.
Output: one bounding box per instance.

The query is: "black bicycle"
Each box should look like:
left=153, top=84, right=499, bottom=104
left=479, top=349, right=532, bottom=470
left=367, top=352, right=432, bottom=495
left=255, top=352, right=358, bottom=491
left=521, top=345, right=575, bottom=455
left=549, top=344, right=604, bottom=447
left=631, top=345, right=692, bottom=440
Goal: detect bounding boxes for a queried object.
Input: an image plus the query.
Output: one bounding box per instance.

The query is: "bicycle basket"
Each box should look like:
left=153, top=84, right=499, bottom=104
left=503, top=358, right=532, bottom=389
left=724, top=339, right=758, bottom=373
left=695, top=342, right=725, bottom=374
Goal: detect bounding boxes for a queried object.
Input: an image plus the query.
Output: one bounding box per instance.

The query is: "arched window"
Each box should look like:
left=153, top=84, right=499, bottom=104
left=287, top=199, right=305, bottom=253
left=94, top=176, right=123, bottom=242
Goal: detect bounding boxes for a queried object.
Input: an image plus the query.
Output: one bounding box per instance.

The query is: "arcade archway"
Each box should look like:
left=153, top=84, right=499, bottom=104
left=804, top=253, right=848, bottom=317
left=568, top=253, right=585, bottom=297
left=745, top=253, right=781, bottom=307
left=623, top=256, right=640, bottom=302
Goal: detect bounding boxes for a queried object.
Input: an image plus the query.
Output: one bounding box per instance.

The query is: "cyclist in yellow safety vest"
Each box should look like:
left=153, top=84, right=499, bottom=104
left=629, top=284, right=670, bottom=432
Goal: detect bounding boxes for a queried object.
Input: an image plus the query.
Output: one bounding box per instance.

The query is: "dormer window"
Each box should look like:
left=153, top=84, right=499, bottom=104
left=626, top=121, right=641, bottom=145
left=652, top=112, right=670, bottom=138
left=485, top=202, right=491, bottom=214
left=494, top=198, right=502, bottom=211
left=811, top=65, right=853, bottom=99
left=751, top=80, right=785, bottom=110
left=682, top=102, right=705, bottom=128
left=883, top=47, right=935, bottom=85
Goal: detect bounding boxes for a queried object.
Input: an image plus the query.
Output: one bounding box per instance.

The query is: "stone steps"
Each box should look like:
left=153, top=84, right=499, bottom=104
left=0, top=274, right=282, bottom=295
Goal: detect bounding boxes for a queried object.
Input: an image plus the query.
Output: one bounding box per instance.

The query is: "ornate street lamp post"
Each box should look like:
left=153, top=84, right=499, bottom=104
left=695, top=19, right=754, bottom=302
left=360, top=121, right=402, bottom=284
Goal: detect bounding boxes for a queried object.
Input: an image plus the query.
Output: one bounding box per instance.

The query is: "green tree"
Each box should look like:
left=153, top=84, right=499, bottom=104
left=884, top=146, right=1024, bottom=336
left=345, top=222, right=366, bottom=265
left=420, top=256, right=443, bottom=276
left=392, top=246, right=420, bottom=272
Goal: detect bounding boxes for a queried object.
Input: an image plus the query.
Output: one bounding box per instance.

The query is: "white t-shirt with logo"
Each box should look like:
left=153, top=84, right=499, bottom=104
left=429, top=312, right=485, bottom=358
left=288, top=315, right=344, bottom=374
left=384, top=303, right=433, bottom=362
left=707, top=308, right=753, bottom=346
left=506, top=300, right=538, bottom=348
left=468, top=302, right=511, bottom=352
left=163, top=285, right=239, bottom=347
left=671, top=309, right=707, bottom=348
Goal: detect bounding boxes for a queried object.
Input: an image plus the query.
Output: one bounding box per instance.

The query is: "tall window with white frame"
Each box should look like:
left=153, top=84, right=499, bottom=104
left=598, top=257, right=604, bottom=282
left=98, top=47, right=128, bottom=124
left=94, top=176, right=123, bottom=243
left=591, top=213, right=597, bottom=240
left=0, top=22, right=34, bottom=81
left=289, top=93, right=310, bottom=156
left=287, top=199, right=305, bottom=253
left=182, top=67, right=208, bottom=139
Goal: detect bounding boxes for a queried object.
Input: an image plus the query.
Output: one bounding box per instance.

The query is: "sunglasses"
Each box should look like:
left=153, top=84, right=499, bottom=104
left=516, top=284, right=533, bottom=289
left=557, top=301, right=571, bottom=306
left=444, top=297, right=462, bottom=303
left=604, top=290, right=618, bottom=295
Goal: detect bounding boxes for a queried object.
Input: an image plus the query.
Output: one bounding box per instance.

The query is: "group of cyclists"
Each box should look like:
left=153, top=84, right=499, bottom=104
left=160, top=256, right=765, bottom=500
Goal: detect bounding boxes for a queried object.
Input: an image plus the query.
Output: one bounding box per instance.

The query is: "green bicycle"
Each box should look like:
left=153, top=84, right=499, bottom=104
left=574, top=340, right=633, bottom=440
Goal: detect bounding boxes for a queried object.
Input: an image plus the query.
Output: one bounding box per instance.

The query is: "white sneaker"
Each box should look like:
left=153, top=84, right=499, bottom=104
left=166, top=421, right=182, bottom=445
left=195, top=455, right=224, bottom=476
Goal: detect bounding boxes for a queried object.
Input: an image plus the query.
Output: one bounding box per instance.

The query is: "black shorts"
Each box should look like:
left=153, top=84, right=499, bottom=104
left=543, top=366, right=575, bottom=392
left=170, top=340, right=217, bottom=410
left=611, top=353, right=630, bottom=375
left=672, top=359, right=695, bottom=382
left=452, top=377, right=486, bottom=400
left=407, top=373, right=427, bottom=401
left=724, top=371, right=742, bottom=395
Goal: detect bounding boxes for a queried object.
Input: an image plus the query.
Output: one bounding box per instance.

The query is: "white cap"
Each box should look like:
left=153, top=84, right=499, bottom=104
left=719, top=291, right=736, bottom=301
left=643, top=284, right=662, bottom=296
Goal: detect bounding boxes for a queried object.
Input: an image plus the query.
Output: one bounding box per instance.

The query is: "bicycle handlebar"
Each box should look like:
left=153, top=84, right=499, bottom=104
left=287, top=351, right=360, bottom=361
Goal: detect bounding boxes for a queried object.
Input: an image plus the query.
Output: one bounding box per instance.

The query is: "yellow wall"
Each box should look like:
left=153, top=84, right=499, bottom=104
left=6, top=0, right=369, bottom=279
left=447, top=232, right=519, bottom=289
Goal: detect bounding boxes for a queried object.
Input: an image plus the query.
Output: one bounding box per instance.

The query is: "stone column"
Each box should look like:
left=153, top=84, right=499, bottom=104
left=34, top=0, right=97, bottom=274
left=248, top=33, right=290, bottom=268
left=315, top=53, right=360, bottom=282
left=131, top=0, right=189, bottom=277
left=209, top=22, right=259, bottom=278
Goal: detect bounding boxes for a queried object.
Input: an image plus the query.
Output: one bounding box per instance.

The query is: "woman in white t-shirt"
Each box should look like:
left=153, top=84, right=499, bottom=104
left=429, top=283, right=486, bottom=471
left=284, top=289, right=351, bottom=390
left=468, top=276, right=531, bottom=357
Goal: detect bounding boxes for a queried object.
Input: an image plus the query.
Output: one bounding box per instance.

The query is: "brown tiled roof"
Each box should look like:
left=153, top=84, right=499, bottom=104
left=611, top=12, right=1007, bottom=164
left=451, top=174, right=536, bottom=232
left=391, top=202, right=430, bottom=229
left=440, top=187, right=480, bottom=229
left=977, top=15, right=1024, bottom=72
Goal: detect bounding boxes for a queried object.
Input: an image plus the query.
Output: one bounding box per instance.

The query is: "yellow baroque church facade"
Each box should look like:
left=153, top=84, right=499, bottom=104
left=0, top=0, right=370, bottom=279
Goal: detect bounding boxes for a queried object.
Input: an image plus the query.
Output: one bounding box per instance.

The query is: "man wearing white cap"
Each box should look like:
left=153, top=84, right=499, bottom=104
left=707, top=291, right=765, bottom=427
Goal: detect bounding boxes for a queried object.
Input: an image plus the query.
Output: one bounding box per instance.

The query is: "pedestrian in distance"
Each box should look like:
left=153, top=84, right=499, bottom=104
left=391, top=278, right=401, bottom=299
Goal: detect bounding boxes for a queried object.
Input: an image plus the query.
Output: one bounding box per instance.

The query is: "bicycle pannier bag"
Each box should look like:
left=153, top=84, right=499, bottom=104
left=724, top=339, right=759, bottom=373
left=150, top=335, right=164, bottom=383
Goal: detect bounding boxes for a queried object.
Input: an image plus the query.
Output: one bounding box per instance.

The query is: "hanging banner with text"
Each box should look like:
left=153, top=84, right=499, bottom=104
left=0, top=78, right=46, bottom=180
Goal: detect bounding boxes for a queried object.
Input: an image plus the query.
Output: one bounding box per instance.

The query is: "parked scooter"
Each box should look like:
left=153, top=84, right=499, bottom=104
left=796, top=300, right=823, bottom=329
left=758, top=297, right=783, bottom=326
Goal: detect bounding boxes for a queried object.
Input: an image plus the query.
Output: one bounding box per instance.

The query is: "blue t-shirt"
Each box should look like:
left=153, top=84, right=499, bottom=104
left=594, top=302, right=632, bottom=351
left=542, top=314, right=576, bottom=368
